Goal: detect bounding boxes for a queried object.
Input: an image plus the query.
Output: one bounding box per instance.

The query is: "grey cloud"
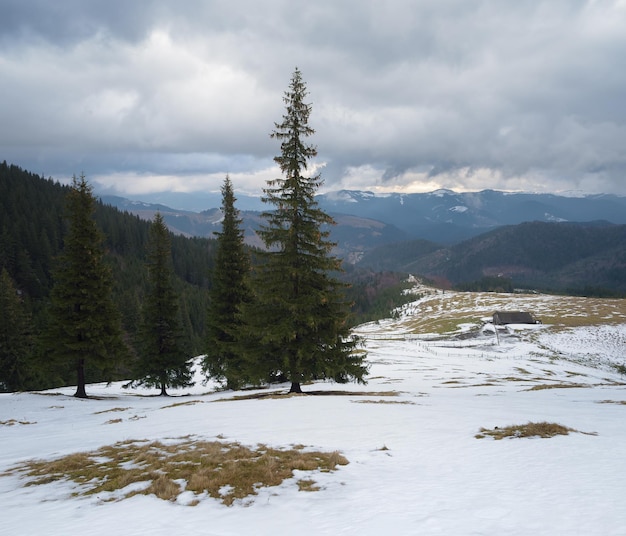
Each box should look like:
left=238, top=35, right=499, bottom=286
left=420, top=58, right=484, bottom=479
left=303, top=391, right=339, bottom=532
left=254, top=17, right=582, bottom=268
left=0, top=1, right=159, bottom=46
left=1, top=0, right=626, bottom=196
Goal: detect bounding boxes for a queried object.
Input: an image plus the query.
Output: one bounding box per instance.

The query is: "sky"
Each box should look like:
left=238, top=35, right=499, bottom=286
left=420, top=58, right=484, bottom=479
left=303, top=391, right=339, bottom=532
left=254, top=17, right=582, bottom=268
left=1, top=0, right=626, bottom=198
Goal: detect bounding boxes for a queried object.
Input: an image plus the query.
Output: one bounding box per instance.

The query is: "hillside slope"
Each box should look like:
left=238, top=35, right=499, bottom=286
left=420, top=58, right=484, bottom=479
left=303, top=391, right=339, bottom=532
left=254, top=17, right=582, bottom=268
left=317, top=189, right=626, bottom=243
left=2, top=287, right=626, bottom=535
left=361, top=221, right=626, bottom=293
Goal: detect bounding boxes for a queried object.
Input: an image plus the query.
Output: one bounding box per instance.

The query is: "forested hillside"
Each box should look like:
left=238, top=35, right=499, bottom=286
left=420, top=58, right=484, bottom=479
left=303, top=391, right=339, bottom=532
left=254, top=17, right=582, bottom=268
left=383, top=221, right=626, bottom=294
left=1, top=161, right=413, bottom=392
left=0, top=162, right=216, bottom=389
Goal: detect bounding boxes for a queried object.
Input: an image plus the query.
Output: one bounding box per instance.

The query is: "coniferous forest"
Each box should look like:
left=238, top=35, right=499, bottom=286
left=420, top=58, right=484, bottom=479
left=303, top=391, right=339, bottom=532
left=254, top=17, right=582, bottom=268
left=0, top=70, right=381, bottom=394
left=0, top=161, right=216, bottom=392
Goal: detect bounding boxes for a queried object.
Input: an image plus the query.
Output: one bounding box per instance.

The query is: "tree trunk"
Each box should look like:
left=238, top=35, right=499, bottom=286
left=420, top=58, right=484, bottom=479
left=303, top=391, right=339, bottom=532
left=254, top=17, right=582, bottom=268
left=74, top=357, right=88, bottom=398
left=289, top=381, right=302, bottom=394
left=288, top=354, right=302, bottom=394
left=160, top=378, right=168, bottom=396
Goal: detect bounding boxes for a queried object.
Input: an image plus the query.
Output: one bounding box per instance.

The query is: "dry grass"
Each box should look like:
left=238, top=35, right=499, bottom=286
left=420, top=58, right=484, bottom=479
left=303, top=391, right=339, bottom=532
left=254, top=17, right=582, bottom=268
left=161, top=400, right=206, bottom=409
left=297, top=479, right=321, bottom=491
left=7, top=438, right=349, bottom=506
left=597, top=400, right=626, bottom=405
left=220, top=390, right=400, bottom=401
left=351, top=399, right=415, bottom=405
left=398, top=290, right=626, bottom=335
left=0, top=419, right=36, bottom=426
left=93, top=407, right=130, bottom=415
left=526, top=383, right=588, bottom=391
left=475, top=421, right=595, bottom=440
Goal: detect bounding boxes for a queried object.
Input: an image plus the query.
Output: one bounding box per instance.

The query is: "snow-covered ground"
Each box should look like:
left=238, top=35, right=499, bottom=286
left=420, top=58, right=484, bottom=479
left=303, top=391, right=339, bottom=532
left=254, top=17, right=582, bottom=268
left=2, top=288, right=626, bottom=535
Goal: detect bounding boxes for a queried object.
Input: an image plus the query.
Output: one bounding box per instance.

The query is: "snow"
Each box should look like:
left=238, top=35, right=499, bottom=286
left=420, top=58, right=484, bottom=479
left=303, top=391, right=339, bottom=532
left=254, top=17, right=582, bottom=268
left=449, top=205, right=469, bottom=213
left=2, top=288, right=626, bottom=535
left=544, top=212, right=568, bottom=222
left=429, top=189, right=455, bottom=197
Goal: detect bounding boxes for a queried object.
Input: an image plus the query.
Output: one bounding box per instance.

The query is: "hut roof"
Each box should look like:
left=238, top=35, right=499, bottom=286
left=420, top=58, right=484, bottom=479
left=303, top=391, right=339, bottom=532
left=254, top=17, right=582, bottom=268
left=493, top=311, right=536, bottom=325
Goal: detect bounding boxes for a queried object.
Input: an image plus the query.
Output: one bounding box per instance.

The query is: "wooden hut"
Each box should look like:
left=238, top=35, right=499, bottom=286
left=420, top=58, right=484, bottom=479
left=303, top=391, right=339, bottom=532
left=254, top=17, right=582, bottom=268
left=492, top=311, right=537, bottom=325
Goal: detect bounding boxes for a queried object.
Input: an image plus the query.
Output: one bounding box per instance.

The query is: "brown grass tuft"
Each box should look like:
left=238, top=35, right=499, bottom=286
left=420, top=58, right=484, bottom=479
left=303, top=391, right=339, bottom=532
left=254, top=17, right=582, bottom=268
left=475, top=421, right=596, bottom=440
left=297, top=479, right=320, bottom=491
left=104, top=418, right=123, bottom=424
left=0, top=419, right=36, bottom=426
left=146, top=474, right=181, bottom=501
left=7, top=438, right=349, bottom=506
left=161, top=400, right=205, bottom=409
left=351, top=399, right=415, bottom=405
left=93, top=407, right=130, bottom=415
left=526, top=383, right=588, bottom=391
left=221, top=390, right=400, bottom=401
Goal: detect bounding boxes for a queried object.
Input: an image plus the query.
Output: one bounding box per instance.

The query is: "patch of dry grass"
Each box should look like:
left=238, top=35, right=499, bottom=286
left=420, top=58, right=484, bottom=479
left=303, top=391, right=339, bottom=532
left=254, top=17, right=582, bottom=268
left=7, top=438, right=349, bottom=506
left=351, top=399, right=415, bottom=405
left=526, top=383, right=588, bottom=391
left=0, top=419, right=36, bottom=426
left=597, top=400, right=626, bottom=405
left=93, top=407, right=130, bottom=415
left=297, top=479, right=321, bottom=492
left=475, top=421, right=596, bottom=440
left=399, top=290, right=626, bottom=335
left=161, top=400, right=205, bottom=409
left=220, top=390, right=400, bottom=401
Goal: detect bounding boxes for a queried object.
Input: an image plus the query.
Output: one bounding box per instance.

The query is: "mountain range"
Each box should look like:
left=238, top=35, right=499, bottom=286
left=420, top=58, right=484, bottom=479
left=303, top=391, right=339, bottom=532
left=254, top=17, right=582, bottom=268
left=100, top=189, right=626, bottom=294
left=315, top=189, right=626, bottom=243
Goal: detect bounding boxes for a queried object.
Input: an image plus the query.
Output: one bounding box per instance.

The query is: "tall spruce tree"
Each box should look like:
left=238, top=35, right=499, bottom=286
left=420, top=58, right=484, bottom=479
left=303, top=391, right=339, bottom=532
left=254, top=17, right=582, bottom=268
left=246, top=68, right=368, bottom=393
left=0, top=268, right=35, bottom=392
left=131, top=213, right=193, bottom=396
left=45, top=175, right=126, bottom=398
left=203, top=176, right=252, bottom=389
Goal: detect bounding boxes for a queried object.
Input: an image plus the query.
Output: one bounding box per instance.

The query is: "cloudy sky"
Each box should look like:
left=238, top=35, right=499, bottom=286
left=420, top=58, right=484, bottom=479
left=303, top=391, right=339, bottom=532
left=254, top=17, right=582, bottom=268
left=2, top=0, right=626, bottom=198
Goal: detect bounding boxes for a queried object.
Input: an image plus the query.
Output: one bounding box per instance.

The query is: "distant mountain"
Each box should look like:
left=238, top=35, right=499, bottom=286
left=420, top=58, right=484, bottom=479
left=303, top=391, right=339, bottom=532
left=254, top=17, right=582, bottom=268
left=100, top=195, right=407, bottom=260
left=377, top=221, right=626, bottom=293
left=102, top=188, right=626, bottom=266
left=112, top=191, right=265, bottom=212
left=316, top=189, right=626, bottom=244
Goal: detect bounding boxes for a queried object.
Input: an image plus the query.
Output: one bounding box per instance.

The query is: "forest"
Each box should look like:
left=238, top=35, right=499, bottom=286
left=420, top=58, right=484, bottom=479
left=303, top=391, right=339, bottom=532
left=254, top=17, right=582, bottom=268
left=0, top=160, right=416, bottom=394
left=0, top=161, right=217, bottom=390
left=1, top=71, right=416, bottom=394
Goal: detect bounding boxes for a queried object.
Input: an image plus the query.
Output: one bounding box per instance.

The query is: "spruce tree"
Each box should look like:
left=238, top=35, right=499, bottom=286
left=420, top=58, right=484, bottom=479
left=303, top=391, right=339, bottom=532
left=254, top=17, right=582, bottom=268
left=131, top=213, right=192, bottom=395
left=0, top=268, right=35, bottom=392
left=246, top=68, right=368, bottom=393
left=45, top=175, right=126, bottom=398
left=203, top=176, right=252, bottom=389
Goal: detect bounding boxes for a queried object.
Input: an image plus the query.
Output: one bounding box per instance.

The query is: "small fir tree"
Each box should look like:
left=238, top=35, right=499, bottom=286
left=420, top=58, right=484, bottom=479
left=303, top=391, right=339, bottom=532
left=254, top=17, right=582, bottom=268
left=245, top=68, right=368, bottom=393
left=45, top=175, right=126, bottom=398
left=0, top=268, right=35, bottom=392
left=204, top=176, right=252, bottom=389
left=131, top=213, right=192, bottom=395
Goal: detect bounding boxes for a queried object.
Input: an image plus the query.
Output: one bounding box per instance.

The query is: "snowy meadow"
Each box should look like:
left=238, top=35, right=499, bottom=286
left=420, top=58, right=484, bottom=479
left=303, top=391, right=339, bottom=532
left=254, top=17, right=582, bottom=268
left=2, top=285, right=626, bottom=535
